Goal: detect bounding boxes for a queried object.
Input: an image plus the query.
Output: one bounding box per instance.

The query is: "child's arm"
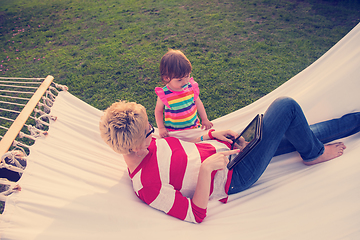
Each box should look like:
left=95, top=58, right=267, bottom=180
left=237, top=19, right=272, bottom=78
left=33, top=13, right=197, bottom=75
left=155, top=97, right=170, bottom=138
left=195, top=97, right=213, bottom=130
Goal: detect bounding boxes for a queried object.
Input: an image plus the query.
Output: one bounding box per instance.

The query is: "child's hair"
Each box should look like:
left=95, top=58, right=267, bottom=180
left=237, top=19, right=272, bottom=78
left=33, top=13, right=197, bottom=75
left=99, top=100, right=148, bottom=155
left=160, top=49, right=192, bottom=84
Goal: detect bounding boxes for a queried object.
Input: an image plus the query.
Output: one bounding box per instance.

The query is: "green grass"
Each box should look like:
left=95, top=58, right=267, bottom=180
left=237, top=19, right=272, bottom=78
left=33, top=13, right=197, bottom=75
left=0, top=200, right=4, bottom=214
left=1, top=0, right=359, bottom=123
left=0, top=0, right=360, bottom=214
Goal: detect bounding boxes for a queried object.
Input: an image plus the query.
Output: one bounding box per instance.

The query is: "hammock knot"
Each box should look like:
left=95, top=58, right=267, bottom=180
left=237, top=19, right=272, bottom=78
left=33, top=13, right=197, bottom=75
left=27, top=125, right=48, bottom=138
left=0, top=149, right=27, bottom=175
left=53, top=82, right=68, bottom=92
left=41, top=96, right=52, bottom=112
left=0, top=180, right=22, bottom=201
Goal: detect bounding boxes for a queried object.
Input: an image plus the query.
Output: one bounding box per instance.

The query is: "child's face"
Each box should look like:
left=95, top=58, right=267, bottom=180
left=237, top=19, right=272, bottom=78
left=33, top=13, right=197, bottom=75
left=166, top=74, right=191, bottom=91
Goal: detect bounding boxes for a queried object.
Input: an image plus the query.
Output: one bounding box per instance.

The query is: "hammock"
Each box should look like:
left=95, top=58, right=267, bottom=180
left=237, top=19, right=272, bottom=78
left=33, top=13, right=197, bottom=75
left=0, top=22, right=360, bottom=239
left=0, top=76, right=66, bottom=198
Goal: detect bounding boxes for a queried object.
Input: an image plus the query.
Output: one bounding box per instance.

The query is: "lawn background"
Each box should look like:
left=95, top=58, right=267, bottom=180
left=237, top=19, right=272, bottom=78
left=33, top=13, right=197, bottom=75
left=1, top=0, right=360, bottom=122
left=0, top=0, right=360, bottom=212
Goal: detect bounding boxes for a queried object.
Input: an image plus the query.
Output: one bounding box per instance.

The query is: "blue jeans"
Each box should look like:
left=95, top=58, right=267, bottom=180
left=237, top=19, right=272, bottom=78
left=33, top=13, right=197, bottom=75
left=228, top=97, right=360, bottom=195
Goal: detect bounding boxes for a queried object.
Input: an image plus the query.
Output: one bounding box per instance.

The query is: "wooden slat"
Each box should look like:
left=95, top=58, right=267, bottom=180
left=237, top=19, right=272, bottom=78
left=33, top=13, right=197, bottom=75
left=0, top=75, right=54, bottom=156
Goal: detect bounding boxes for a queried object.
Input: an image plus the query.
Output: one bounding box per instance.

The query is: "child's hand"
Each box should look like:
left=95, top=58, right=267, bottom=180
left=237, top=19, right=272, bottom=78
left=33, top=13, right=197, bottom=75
left=201, top=119, right=213, bottom=130
left=159, top=127, right=170, bottom=138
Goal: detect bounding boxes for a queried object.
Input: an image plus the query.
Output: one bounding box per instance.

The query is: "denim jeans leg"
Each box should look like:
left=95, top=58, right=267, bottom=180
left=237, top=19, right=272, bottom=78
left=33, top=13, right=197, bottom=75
left=228, top=97, right=324, bottom=194
left=274, top=112, right=360, bottom=157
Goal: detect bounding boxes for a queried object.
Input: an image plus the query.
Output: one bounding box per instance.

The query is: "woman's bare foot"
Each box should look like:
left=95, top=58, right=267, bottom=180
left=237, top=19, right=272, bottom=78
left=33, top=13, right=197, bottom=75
left=303, top=142, right=346, bottom=165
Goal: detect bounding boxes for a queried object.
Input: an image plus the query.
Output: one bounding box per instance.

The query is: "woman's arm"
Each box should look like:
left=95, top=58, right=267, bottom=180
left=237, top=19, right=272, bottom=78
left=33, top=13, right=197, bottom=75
left=192, top=149, right=239, bottom=209
left=134, top=137, right=238, bottom=223
left=188, top=149, right=240, bottom=220
left=154, top=97, right=169, bottom=138
left=190, top=129, right=238, bottom=144
left=137, top=149, right=239, bottom=223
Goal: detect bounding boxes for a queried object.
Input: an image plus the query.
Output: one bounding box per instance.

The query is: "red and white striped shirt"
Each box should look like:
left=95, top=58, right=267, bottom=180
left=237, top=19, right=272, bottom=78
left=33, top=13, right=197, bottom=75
left=129, top=137, right=233, bottom=223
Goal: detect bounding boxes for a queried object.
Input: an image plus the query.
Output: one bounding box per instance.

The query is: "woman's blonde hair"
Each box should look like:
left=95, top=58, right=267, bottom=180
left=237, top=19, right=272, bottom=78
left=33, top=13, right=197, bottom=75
left=99, top=100, right=148, bottom=155
left=160, top=49, right=192, bottom=84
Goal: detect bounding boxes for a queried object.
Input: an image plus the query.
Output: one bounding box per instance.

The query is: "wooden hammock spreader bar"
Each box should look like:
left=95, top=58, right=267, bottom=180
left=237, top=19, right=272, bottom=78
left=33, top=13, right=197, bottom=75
left=0, top=75, right=54, bottom=156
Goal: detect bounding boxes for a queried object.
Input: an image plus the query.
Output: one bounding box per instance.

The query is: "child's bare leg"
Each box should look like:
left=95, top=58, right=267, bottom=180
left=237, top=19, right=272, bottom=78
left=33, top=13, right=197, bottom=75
left=303, top=142, right=346, bottom=165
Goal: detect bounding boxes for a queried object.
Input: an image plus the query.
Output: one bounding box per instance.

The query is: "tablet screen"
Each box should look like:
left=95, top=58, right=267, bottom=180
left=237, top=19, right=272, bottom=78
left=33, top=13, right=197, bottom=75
left=231, top=117, right=257, bottom=151
left=228, top=114, right=263, bottom=170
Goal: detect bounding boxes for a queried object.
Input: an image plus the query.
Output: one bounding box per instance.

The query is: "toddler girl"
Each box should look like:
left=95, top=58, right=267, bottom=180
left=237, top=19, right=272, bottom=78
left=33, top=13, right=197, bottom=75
left=155, top=49, right=213, bottom=138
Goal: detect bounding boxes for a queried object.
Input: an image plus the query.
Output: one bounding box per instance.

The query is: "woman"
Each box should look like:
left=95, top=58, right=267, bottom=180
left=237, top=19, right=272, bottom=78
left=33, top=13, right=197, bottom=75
left=99, top=97, right=360, bottom=223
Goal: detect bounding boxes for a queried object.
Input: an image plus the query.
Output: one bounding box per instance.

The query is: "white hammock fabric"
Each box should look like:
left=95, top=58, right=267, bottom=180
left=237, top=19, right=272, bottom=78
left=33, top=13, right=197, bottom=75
left=1, top=23, right=360, bottom=240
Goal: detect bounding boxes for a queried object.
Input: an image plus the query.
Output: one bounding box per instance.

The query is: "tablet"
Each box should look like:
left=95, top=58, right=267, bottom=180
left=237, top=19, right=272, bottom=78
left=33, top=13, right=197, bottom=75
left=227, top=114, right=263, bottom=170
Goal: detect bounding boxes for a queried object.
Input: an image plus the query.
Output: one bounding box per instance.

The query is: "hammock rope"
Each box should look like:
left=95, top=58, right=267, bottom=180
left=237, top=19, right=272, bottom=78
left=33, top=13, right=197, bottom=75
left=0, top=76, right=67, bottom=201
left=0, top=94, right=31, bottom=101
left=0, top=177, right=21, bottom=201
left=0, top=77, right=44, bottom=80
left=0, top=100, right=26, bottom=107
left=0, top=84, right=39, bottom=90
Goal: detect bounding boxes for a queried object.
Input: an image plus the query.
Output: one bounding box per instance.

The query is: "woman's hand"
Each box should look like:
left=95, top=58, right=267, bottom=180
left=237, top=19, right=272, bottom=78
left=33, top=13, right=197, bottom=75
left=210, top=130, right=238, bottom=144
left=201, top=149, right=240, bottom=172
left=232, top=136, right=249, bottom=151
left=192, top=149, right=240, bottom=209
